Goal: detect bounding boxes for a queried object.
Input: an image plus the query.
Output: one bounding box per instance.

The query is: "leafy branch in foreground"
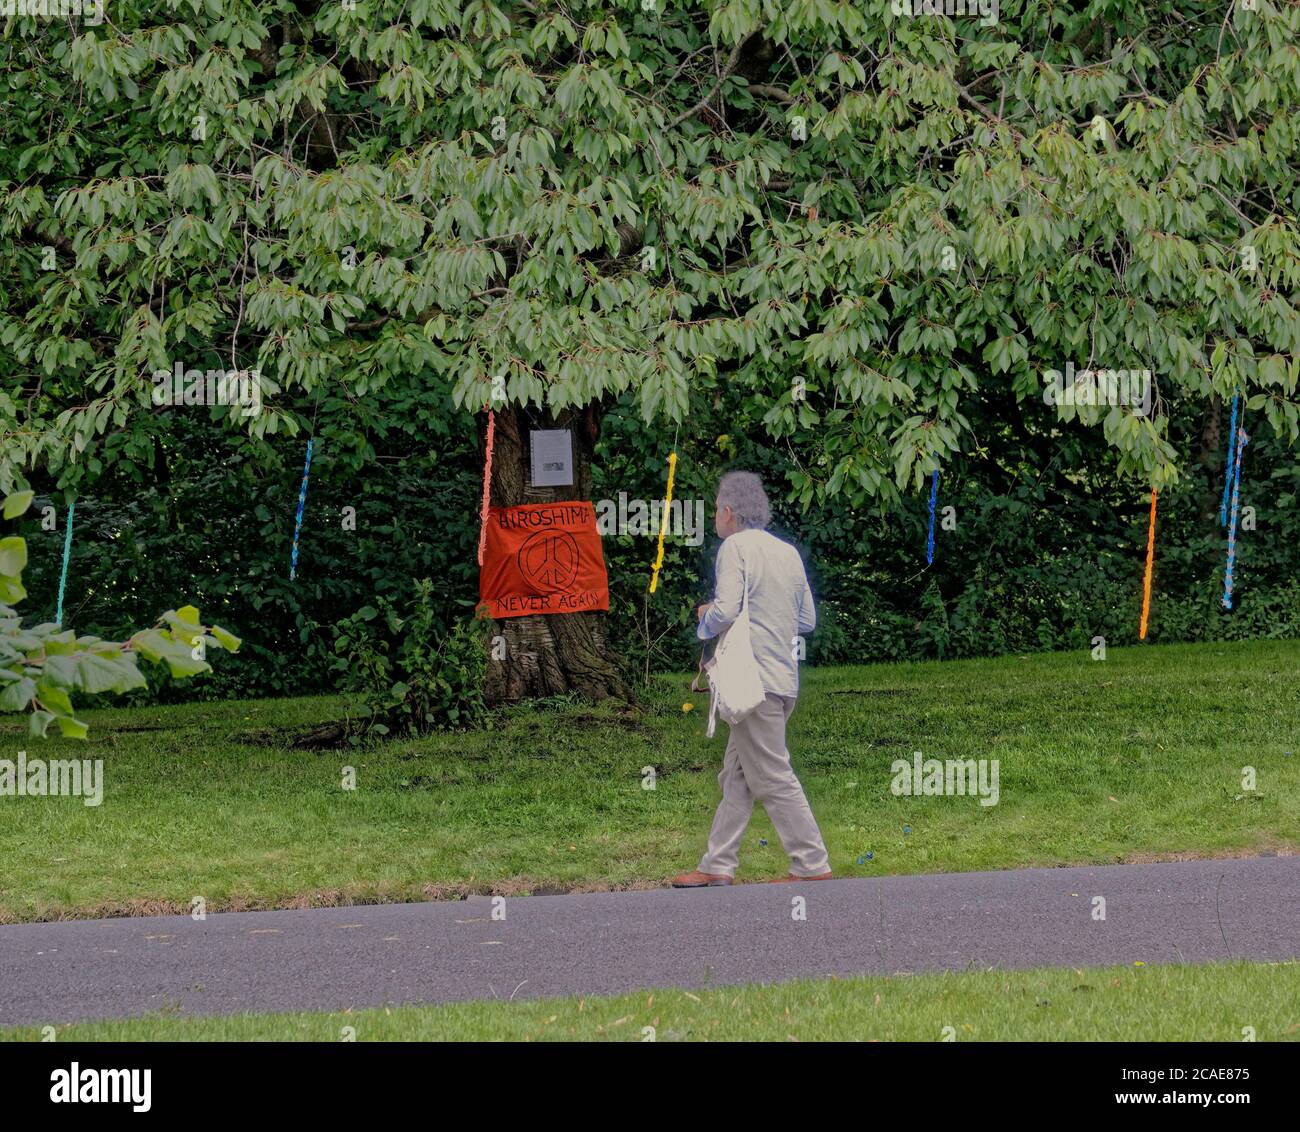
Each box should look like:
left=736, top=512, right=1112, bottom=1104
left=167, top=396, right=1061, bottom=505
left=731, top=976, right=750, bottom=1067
left=0, top=490, right=240, bottom=738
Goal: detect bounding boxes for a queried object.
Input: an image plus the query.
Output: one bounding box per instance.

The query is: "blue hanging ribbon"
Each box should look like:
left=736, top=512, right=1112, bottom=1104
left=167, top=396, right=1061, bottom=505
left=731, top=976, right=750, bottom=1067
left=926, top=470, right=939, bottom=566
left=289, top=438, right=314, bottom=582
left=1222, top=427, right=1249, bottom=610
left=1219, top=393, right=1239, bottom=526
left=55, top=498, right=76, bottom=625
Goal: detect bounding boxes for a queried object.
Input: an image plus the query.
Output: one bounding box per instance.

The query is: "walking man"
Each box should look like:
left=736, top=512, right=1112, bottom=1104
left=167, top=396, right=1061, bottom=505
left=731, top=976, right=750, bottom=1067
left=672, top=471, right=832, bottom=887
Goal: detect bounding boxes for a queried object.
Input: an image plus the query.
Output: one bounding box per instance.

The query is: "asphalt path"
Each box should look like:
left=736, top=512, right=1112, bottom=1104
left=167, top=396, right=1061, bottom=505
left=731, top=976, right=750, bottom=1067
left=1, top=856, right=1296, bottom=1026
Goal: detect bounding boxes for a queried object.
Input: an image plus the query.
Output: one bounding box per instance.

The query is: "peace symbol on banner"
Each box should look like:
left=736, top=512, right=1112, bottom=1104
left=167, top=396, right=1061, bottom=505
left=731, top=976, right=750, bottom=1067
left=517, top=530, right=581, bottom=593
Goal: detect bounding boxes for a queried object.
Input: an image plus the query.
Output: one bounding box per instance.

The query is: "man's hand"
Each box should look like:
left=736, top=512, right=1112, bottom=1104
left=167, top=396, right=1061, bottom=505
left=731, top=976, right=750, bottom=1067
left=696, top=602, right=712, bottom=623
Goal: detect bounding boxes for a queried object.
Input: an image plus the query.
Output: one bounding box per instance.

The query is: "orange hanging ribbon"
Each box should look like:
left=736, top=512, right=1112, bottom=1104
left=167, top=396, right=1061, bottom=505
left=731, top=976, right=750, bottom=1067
left=1139, top=487, right=1157, bottom=640
left=477, top=406, right=496, bottom=567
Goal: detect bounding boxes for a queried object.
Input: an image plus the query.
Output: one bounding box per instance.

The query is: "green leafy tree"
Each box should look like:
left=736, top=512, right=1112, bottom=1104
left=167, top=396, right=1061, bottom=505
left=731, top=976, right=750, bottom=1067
left=2, top=1, right=1298, bottom=702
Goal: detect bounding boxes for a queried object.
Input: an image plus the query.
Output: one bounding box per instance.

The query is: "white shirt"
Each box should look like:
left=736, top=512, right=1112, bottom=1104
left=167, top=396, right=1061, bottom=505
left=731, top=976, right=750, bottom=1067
left=697, top=527, right=815, bottom=698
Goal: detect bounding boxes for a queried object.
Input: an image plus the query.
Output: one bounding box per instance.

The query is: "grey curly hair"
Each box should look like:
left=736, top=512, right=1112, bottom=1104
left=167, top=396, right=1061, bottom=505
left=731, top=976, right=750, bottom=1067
left=716, top=471, right=771, bottom=530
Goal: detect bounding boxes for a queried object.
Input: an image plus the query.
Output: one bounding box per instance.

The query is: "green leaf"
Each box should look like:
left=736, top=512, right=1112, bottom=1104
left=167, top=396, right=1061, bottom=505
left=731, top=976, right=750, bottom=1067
left=36, top=681, right=75, bottom=717
left=163, top=652, right=212, bottom=678
left=162, top=609, right=203, bottom=636
left=132, top=629, right=171, bottom=663
left=0, top=538, right=27, bottom=577
left=3, top=492, right=35, bottom=519
left=43, top=632, right=79, bottom=656
left=29, top=710, right=54, bottom=738
left=42, top=655, right=80, bottom=689
left=0, top=677, right=36, bottom=711
left=210, top=624, right=242, bottom=653
left=77, top=652, right=142, bottom=694
left=55, top=715, right=89, bottom=740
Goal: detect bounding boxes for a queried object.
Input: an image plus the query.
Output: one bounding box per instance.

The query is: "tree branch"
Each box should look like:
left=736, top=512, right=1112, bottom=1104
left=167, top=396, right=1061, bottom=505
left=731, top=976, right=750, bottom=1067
left=666, top=37, right=750, bottom=131
left=746, top=82, right=796, bottom=105
left=18, top=226, right=76, bottom=258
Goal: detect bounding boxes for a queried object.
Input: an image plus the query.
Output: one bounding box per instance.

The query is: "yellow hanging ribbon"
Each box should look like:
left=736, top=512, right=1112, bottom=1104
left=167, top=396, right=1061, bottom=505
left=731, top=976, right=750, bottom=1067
left=648, top=451, right=678, bottom=594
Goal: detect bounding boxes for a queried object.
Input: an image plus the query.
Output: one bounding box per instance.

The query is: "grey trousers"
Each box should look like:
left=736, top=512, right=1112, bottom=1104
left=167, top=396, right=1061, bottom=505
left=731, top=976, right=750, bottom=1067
left=697, top=692, right=831, bottom=878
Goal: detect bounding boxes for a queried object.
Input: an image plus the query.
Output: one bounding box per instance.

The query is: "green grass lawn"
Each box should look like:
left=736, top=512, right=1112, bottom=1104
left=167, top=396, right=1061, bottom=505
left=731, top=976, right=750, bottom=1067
left=4, top=961, right=1296, bottom=1042
left=0, top=639, right=1296, bottom=923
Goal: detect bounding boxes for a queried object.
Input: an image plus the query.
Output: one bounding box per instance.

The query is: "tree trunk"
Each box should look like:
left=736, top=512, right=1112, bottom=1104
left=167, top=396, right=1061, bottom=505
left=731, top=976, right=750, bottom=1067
left=479, top=402, right=633, bottom=706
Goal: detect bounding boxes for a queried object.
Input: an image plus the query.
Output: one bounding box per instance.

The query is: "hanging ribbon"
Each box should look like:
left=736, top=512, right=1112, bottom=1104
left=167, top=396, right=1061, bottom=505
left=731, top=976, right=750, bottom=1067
left=476, top=406, right=496, bottom=567
left=55, top=497, right=76, bottom=625
left=925, top=470, right=939, bottom=566
left=1219, top=393, right=1239, bottom=526
left=289, top=438, right=314, bottom=582
left=1222, top=426, right=1249, bottom=610
left=648, top=451, right=678, bottom=594
left=1138, top=487, right=1157, bottom=640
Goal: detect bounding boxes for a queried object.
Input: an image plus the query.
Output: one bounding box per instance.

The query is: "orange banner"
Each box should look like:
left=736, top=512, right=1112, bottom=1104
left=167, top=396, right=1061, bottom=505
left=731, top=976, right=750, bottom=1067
left=478, top=502, right=610, bottom=619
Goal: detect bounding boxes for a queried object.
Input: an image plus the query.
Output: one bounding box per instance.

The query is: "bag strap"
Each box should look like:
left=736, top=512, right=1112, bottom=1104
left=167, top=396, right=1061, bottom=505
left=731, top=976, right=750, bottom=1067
left=689, top=649, right=709, bottom=693
left=689, top=550, right=748, bottom=696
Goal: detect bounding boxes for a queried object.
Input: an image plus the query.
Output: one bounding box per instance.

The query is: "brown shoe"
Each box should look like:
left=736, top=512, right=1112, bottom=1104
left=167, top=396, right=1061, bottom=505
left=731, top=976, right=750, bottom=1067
left=766, top=872, right=833, bottom=883
left=671, top=870, right=733, bottom=888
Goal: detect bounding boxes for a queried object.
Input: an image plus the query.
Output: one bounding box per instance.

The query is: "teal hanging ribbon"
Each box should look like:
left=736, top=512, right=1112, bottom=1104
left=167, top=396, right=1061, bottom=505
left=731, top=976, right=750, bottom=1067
left=289, top=438, right=314, bottom=581
left=926, top=470, right=939, bottom=566
left=1219, top=393, right=1239, bottom=526
left=56, top=498, right=76, bottom=625
left=1222, top=427, right=1249, bottom=610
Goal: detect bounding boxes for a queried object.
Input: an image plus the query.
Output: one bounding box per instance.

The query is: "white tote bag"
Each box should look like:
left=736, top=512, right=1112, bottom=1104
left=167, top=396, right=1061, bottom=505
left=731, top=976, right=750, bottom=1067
left=698, top=566, right=765, bottom=738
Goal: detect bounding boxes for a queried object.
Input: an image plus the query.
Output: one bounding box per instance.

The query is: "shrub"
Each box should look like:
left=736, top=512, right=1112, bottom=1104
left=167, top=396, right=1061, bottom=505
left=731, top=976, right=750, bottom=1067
left=331, top=580, right=487, bottom=738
